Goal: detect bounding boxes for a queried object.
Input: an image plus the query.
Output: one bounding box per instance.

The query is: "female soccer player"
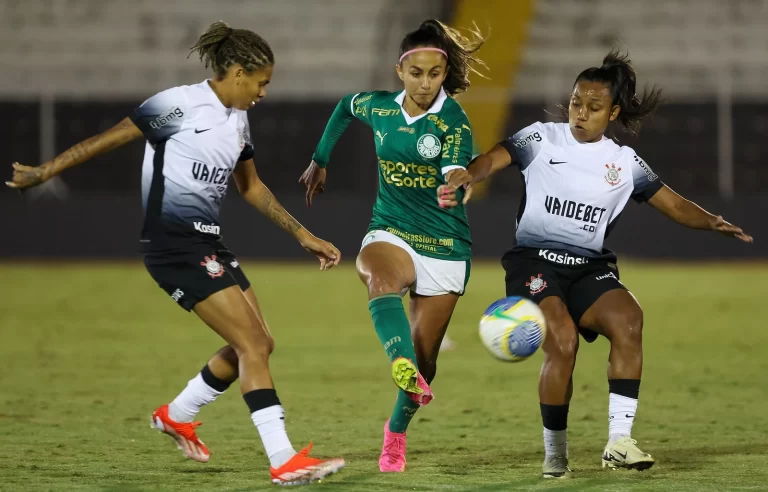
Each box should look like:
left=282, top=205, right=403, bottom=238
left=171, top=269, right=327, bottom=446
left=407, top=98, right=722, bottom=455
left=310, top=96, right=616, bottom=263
left=299, top=20, right=485, bottom=472
left=6, top=21, right=345, bottom=486
left=439, top=50, right=752, bottom=478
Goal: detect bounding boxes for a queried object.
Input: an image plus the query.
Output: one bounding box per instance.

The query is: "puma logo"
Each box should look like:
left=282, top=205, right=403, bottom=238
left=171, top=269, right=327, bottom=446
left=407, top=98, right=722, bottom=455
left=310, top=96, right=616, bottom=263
left=376, top=130, right=387, bottom=144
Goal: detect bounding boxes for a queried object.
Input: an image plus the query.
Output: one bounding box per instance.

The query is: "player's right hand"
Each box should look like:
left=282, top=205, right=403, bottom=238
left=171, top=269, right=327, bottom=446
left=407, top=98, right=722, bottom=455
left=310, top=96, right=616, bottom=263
left=6, top=162, right=48, bottom=190
left=437, top=168, right=473, bottom=208
left=709, top=215, right=753, bottom=243
left=298, top=160, right=327, bottom=208
left=298, top=232, right=341, bottom=270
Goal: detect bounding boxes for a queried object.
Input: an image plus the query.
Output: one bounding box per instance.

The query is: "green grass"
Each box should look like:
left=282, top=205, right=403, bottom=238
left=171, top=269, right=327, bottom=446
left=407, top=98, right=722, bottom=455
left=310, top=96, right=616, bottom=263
left=1, top=261, right=767, bottom=491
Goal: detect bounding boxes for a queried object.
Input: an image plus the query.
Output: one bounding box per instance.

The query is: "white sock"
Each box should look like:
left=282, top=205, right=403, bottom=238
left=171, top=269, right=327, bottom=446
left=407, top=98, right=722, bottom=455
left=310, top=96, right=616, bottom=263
left=543, top=428, right=568, bottom=458
left=251, top=405, right=296, bottom=468
left=608, top=393, right=638, bottom=443
left=168, top=373, right=225, bottom=423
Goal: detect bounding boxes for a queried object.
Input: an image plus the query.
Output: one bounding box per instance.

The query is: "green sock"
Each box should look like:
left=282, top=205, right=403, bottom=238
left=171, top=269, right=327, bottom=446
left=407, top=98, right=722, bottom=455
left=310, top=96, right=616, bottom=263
left=389, top=390, right=421, bottom=433
left=368, top=294, right=416, bottom=363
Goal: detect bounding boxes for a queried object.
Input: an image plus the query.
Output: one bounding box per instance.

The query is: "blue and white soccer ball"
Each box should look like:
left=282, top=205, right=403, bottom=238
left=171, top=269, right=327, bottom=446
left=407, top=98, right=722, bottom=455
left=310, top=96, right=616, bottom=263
left=478, top=296, right=547, bottom=362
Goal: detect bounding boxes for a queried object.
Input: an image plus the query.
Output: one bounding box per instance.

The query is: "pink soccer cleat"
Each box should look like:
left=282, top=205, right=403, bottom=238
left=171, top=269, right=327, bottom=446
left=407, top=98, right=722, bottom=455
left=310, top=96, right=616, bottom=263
left=391, top=357, right=434, bottom=406
left=379, top=419, right=407, bottom=472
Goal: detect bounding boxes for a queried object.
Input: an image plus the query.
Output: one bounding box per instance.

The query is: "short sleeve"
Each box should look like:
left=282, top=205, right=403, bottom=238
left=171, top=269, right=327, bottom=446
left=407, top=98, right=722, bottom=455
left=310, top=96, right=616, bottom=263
left=439, top=112, right=474, bottom=175
left=629, top=152, right=664, bottom=203
left=130, top=87, right=187, bottom=145
left=238, top=112, right=254, bottom=161
left=499, top=121, right=546, bottom=170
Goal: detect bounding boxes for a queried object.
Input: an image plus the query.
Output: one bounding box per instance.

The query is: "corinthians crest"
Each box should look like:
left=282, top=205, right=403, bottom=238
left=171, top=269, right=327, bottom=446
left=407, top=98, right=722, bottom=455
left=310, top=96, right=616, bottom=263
left=604, top=163, right=622, bottom=186
left=201, top=255, right=225, bottom=278
left=526, top=274, right=547, bottom=295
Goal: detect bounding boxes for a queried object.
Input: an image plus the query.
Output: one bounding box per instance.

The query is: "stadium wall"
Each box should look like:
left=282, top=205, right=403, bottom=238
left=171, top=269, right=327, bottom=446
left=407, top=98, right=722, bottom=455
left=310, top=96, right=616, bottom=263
left=2, top=100, right=765, bottom=260
left=1, top=192, right=763, bottom=261
left=3, top=100, right=768, bottom=195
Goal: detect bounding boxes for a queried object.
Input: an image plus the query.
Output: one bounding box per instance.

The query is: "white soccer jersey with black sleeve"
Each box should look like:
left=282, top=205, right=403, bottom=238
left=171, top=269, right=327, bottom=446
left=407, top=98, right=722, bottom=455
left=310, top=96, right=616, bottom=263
left=130, top=80, right=254, bottom=251
left=499, top=122, right=663, bottom=259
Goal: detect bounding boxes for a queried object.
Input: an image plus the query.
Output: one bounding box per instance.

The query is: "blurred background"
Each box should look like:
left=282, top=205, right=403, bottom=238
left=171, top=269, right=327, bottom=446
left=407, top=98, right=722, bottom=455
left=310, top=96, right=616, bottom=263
left=1, top=0, right=765, bottom=260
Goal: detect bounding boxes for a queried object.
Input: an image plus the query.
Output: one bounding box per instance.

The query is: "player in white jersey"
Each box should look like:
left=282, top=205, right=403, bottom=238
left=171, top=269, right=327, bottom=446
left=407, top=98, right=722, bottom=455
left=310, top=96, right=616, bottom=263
left=6, top=21, right=345, bottom=486
left=439, top=50, right=752, bottom=478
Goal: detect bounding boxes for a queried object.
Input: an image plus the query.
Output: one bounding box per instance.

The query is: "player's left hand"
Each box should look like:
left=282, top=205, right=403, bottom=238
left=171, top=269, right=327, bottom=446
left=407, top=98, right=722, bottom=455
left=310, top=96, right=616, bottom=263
left=298, top=232, right=342, bottom=270
left=710, top=216, right=753, bottom=243
left=437, top=169, right=473, bottom=208
left=298, top=160, right=326, bottom=208
left=6, top=162, right=49, bottom=190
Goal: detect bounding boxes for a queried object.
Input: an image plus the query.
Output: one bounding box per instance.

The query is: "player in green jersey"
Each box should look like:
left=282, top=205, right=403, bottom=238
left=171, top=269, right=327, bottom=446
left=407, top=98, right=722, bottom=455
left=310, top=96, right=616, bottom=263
left=299, top=20, right=485, bottom=472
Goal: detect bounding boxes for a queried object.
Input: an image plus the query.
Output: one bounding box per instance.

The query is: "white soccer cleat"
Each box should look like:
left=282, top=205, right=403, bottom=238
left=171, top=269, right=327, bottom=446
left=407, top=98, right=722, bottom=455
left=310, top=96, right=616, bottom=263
left=542, top=454, right=572, bottom=479
left=602, top=436, right=655, bottom=470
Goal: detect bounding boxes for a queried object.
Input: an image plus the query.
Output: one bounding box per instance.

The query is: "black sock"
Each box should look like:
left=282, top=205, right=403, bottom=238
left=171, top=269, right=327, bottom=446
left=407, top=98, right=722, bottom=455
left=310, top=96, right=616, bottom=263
left=243, top=388, right=281, bottom=413
left=541, top=403, right=569, bottom=431
left=608, top=379, right=640, bottom=399
left=200, top=364, right=233, bottom=393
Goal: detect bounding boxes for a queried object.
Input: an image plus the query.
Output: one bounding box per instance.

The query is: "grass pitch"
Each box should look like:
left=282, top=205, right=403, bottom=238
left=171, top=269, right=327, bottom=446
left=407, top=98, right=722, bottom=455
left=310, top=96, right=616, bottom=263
left=1, top=261, right=767, bottom=491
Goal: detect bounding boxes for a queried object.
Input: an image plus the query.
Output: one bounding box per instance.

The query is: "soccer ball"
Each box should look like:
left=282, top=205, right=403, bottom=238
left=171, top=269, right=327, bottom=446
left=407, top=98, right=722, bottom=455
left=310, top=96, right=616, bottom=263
left=478, top=296, right=547, bottom=362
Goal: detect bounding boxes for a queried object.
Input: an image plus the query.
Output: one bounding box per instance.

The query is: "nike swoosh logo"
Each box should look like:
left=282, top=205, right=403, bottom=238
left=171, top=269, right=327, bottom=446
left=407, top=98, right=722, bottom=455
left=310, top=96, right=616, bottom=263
left=549, top=159, right=567, bottom=165
left=617, top=451, right=628, bottom=459
left=194, top=128, right=211, bottom=134
left=626, top=414, right=635, bottom=419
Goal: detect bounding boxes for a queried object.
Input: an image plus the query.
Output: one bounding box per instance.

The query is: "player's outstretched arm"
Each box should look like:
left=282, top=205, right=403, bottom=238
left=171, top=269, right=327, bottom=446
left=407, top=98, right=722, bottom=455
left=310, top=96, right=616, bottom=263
left=648, top=185, right=753, bottom=243
left=234, top=158, right=341, bottom=270
left=438, top=143, right=514, bottom=208
left=5, top=117, right=143, bottom=190
left=300, top=93, right=365, bottom=208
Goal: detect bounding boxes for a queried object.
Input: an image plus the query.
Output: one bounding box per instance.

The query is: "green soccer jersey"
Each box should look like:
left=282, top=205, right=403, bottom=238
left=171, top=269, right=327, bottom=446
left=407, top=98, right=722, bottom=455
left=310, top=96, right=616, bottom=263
left=312, top=89, right=473, bottom=260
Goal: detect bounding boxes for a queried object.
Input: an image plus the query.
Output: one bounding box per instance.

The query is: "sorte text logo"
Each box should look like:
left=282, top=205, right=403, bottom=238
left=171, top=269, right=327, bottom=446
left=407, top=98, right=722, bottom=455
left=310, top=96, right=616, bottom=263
left=379, top=159, right=439, bottom=189
left=417, top=134, right=441, bottom=159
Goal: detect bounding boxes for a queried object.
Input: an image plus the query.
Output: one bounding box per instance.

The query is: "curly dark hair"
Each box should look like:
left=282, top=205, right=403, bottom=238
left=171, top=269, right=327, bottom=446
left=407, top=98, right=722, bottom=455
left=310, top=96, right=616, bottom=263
left=189, top=21, right=274, bottom=77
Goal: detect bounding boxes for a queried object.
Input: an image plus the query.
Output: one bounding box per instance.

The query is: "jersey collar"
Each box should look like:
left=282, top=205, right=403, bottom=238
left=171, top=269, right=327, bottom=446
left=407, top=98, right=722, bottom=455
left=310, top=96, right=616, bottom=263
left=203, top=79, right=234, bottom=115
left=564, top=124, right=609, bottom=151
left=395, top=87, right=448, bottom=125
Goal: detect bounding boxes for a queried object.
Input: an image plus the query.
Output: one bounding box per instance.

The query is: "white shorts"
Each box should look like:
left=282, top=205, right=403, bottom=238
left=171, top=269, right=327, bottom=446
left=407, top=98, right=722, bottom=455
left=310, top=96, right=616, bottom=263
left=360, top=230, right=470, bottom=297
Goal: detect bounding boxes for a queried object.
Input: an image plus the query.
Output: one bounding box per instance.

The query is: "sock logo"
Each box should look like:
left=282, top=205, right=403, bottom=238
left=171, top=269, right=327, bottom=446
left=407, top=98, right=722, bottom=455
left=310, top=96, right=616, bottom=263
left=383, top=336, right=402, bottom=351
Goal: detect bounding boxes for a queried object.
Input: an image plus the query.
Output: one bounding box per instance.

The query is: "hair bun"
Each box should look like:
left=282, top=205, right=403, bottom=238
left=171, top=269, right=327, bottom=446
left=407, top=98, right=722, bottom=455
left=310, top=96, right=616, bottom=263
left=419, top=19, right=442, bottom=33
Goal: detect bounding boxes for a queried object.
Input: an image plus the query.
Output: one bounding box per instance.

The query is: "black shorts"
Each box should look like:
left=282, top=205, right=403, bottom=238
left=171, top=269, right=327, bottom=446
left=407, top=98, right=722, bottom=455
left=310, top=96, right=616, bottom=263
left=144, top=242, right=250, bottom=311
left=502, top=248, right=626, bottom=343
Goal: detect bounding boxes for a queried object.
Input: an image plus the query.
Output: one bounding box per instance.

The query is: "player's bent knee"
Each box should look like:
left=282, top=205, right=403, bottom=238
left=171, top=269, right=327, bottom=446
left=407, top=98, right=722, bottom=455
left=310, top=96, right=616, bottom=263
left=229, top=326, right=274, bottom=360
left=544, top=321, right=579, bottom=362
left=614, top=310, right=644, bottom=347
left=365, top=274, right=403, bottom=298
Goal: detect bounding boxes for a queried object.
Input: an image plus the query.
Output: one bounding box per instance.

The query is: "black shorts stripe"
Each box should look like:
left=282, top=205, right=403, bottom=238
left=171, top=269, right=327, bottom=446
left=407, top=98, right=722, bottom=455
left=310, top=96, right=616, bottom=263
left=143, top=140, right=166, bottom=238
left=515, top=171, right=527, bottom=225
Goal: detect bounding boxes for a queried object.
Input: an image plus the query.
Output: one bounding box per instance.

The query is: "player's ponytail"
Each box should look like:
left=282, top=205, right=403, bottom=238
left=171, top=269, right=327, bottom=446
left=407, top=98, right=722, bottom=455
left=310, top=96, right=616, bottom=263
left=575, top=49, right=663, bottom=135
left=189, top=21, right=274, bottom=77
left=399, top=19, right=487, bottom=97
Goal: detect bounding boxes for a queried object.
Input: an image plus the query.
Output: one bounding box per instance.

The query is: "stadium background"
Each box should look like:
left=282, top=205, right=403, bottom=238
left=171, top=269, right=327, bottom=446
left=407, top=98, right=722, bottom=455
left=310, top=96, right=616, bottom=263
left=1, top=0, right=765, bottom=259
left=2, top=2, right=768, bottom=491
